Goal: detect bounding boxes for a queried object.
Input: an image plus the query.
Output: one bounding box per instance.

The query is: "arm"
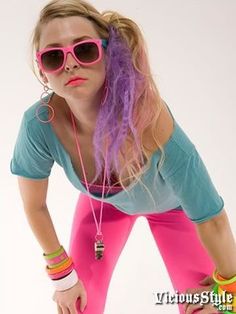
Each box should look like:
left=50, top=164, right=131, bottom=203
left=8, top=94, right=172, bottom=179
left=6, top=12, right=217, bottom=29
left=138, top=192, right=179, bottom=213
left=195, top=208, right=236, bottom=279
left=17, top=176, right=87, bottom=312
left=17, top=176, right=61, bottom=254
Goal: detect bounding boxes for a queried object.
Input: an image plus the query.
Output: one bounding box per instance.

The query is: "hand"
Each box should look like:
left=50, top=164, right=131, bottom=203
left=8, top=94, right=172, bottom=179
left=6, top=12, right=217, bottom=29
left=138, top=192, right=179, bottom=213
left=183, top=275, right=220, bottom=314
left=52, top=279, right=87, bottom=314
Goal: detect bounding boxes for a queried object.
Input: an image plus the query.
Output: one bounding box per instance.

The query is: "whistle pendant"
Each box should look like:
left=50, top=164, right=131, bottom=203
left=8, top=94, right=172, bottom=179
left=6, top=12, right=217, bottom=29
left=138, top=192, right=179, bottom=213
left=94, top=240, right=104, bottom=260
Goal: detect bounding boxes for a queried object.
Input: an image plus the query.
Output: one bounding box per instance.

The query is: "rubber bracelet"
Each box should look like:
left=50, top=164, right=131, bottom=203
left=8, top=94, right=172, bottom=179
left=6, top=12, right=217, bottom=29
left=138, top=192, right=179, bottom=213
left=46, top=251, right=68, bottom=266
left=43, top=245, right=65, bottom=259
left=47, top=258, right=73, bottom=276
left=49, top=265, right=74, bottom=280
left=52, top=270, right=73, bottom=281
left=49, top=264, right=74, bottom=280
left=46, top=257, right=73, bottom=275
left=46, top=256, right=71, bottom=272
left=212, top=283, right=235, bottom=314
left=216, top=273, right=236, bottom=293
left=213, top=269, right=236, bottom=285
left=52, top=269, right=79, bottom=291
left=47, top=255, right=70, bottom=269
left=218, top=286, right=236, bottom=307
left=216, top=271, right=236, bottom=287
left=219, top=283, right=236, bottom=294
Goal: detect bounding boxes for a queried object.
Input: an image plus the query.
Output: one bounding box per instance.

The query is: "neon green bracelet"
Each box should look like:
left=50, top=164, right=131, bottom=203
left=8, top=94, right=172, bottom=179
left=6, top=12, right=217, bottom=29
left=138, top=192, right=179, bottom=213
left=212, top=269, right=236, bottom=285
left=43, top=245, right=64, bottom=259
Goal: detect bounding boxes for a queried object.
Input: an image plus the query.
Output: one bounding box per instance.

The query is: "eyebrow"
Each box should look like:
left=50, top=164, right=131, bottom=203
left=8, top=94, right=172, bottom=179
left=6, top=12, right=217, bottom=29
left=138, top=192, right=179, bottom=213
left=44, top=35, right=93, bottom=48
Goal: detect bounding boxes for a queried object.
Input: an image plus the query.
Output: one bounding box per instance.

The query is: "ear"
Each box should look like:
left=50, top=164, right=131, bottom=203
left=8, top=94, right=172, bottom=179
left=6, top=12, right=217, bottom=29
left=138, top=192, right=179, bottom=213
left=39, top=69, right=48, bottom=84
left=35, top=60, right=48, bottom=84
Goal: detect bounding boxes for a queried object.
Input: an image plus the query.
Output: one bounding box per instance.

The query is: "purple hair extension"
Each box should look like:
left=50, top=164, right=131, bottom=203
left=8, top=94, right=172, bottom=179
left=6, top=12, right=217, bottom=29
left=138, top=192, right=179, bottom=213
left=93, top=25, right=145, bottom=185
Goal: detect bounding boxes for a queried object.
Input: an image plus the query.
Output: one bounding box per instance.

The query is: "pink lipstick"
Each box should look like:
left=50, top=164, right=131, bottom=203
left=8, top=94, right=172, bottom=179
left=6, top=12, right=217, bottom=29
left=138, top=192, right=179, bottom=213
left=66, top=79, right=87, bottom=86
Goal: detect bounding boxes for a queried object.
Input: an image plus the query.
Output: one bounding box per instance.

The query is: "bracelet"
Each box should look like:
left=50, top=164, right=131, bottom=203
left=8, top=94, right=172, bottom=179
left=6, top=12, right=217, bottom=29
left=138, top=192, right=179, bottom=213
left=46, top=251, right=68, bottom=266
left=212, top=269, right=236, bottom=285
left=43, top=245, right=64, bottom=259
left=48, top=265, right=74, bottom=280
left=215, top=271, right=236, bottom=293
left=42, top=245, right=78, bottom=287
left=46, top=256, right=71, bottom=272
left=218, top=286, right=236, bottom=307
left=52, top=269, right=79, bottom=291
left=48, top=256, right=70, bottom=269
left=46, top=257, right=73, bottom=275
left=212, top=283, right=236, bottom=314
left=219, top=283, right=236, bottom=294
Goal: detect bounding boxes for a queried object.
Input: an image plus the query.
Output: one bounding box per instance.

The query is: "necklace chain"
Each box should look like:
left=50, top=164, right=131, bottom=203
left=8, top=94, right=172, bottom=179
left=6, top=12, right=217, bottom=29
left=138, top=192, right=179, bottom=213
left=70, top=109, right=107, bottom=259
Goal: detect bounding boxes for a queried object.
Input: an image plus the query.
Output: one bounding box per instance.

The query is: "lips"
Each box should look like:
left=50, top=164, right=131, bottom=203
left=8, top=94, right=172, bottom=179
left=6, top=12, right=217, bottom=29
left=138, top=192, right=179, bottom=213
left=65, top=76, right=87, bottom=85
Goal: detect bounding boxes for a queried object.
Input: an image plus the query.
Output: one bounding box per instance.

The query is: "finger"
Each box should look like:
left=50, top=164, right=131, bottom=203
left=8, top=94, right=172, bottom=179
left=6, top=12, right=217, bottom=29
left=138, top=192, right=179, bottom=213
left=59, top=305, right=70, bottom=314
left=182, top=289, right=195, bottom=312
left=199, top=276, right=215, bottom=286
left=198, top=303, right=220, bottom=314
left=57, top=304, right=63, bottom=314
left=68, top=302, right=77, bottom=314
left=185, top=303, right=204, bottom=314
left=187, top=303, right=219, bottom=314
left=80, top=290, right=88, bottom=312
left=183, top=288, right=200, bottom=311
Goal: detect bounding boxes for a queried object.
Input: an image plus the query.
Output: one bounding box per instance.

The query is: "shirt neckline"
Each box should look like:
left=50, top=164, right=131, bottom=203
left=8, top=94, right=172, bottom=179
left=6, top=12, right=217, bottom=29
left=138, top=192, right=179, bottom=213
left=44, top=92, right=177, bottom=201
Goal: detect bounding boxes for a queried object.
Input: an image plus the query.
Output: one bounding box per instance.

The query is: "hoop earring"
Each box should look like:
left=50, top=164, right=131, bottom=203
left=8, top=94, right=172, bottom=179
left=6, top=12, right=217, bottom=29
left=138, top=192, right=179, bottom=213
left=35, top=85, right=55, bottom=123
left=100, top=79, right=108, bottom=106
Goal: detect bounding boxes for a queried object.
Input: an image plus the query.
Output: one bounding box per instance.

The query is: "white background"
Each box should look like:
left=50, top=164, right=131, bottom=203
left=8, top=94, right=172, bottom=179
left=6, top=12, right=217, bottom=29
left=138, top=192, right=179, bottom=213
left=1, top=0, right=235, bottom=313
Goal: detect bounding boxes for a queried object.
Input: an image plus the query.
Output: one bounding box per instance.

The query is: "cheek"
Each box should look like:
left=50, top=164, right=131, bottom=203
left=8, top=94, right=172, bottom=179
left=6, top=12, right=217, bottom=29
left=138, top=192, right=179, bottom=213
left=45, top=74, right=63, bottom=91
left=89, top=62, right=106, bottom=88
left=42, top=60, right=106, bottom=95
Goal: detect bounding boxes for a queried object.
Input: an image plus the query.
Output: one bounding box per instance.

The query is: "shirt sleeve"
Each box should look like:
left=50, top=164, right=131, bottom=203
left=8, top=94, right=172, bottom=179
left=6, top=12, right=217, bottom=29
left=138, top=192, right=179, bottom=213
left=10, top=113, right=54, bottom=179
left=164, top=147, right=224, bottom=224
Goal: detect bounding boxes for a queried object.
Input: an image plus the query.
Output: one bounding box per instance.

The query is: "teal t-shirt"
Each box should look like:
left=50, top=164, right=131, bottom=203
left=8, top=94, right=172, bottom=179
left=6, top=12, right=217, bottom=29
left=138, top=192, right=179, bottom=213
left=10, top=93, right=224, bottom=224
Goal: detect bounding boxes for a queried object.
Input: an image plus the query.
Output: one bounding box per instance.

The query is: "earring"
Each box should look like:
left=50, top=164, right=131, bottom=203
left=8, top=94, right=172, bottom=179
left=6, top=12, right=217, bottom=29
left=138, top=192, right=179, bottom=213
left=35, top=84, right=55, bottom=123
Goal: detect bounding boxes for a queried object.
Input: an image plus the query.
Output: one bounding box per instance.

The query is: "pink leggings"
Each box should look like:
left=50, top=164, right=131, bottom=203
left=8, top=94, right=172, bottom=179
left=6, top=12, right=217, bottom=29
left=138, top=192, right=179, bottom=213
left=68, top=193, right=217, bottom=314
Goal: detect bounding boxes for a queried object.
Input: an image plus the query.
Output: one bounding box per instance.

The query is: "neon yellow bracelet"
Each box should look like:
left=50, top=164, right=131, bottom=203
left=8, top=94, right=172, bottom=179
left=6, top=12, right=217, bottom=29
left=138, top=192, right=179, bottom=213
left=43, top=245, right=64, bottom=259
left=213, top=269, right=236, bottom=285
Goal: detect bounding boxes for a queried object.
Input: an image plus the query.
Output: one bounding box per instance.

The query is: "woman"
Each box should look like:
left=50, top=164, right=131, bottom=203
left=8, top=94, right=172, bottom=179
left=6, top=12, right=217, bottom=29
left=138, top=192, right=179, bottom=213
left=10, top=0, right=236, bottom=313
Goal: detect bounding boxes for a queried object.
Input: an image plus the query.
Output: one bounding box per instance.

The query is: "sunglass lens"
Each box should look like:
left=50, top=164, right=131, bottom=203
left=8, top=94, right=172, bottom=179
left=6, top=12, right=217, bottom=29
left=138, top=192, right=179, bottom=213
left=74, top=42, right=99, bottom=63
left=41, top=50, right=64, bottom=71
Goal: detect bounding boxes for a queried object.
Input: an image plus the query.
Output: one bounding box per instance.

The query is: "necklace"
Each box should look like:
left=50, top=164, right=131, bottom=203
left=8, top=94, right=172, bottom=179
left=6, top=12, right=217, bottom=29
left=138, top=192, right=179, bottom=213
left=70, top=109, right=107, bottom=260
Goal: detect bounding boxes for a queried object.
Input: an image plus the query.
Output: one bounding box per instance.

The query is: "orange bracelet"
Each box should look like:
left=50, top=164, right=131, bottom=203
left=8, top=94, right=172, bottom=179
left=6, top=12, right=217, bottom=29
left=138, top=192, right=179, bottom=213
left=216, top=272, right=236, bottom=293
left=46, top=257, right=73, bottom=275
left=217, top=285, right=236, bottom=307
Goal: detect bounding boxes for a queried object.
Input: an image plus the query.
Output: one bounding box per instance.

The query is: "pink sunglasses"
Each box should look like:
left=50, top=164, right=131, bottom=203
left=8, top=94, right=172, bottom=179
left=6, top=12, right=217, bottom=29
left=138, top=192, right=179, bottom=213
left=36, top=38, right=108, bottom=74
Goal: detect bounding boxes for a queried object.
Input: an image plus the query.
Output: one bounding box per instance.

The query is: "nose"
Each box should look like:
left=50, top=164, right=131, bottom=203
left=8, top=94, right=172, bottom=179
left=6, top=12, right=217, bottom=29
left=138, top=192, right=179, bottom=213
left=64, top=52, right=80, bottom=71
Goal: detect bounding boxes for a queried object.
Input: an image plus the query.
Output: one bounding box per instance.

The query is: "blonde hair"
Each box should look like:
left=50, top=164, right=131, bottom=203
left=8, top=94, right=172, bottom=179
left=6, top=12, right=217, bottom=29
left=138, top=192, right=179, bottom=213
left=29, top=0, right=166, bottom=206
